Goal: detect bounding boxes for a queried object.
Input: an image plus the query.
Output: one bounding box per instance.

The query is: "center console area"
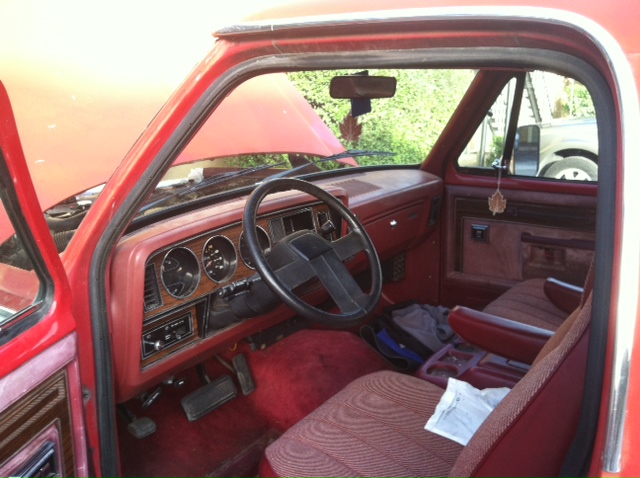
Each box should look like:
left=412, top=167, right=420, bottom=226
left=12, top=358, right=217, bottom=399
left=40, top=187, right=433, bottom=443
left=416, top=304, right=556, bottom=389
left=416, top=340, right=530, bottom=389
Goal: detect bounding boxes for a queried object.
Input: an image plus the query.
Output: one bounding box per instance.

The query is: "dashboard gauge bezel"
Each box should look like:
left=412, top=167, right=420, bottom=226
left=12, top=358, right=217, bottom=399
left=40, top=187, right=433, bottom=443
left=160, top=247, right=201, bottom=299
left=238, top=226, right=271, bottom=270
left=202, top=235, right=238, bottom=283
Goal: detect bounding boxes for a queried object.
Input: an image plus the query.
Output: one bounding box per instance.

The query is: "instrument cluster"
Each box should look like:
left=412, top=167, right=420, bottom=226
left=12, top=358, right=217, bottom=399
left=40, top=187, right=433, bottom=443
left=144, top=204, right=334, bottom=318
left=155, top=225, right=273, bottom=303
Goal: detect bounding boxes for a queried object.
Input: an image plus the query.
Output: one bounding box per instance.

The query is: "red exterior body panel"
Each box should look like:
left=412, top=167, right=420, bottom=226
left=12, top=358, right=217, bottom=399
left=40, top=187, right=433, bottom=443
left=2, top=1, right=640, bottom=475
left=0, top=82, right=76, bottom=372
left=0, top=82, right=86, bottom=474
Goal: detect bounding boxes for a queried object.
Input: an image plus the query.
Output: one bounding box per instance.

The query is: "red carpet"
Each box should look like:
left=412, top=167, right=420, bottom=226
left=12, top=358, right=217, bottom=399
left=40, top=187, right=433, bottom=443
left=245, top=329, right=392, bottom=431
left=118, top=329, right=391, bottom=477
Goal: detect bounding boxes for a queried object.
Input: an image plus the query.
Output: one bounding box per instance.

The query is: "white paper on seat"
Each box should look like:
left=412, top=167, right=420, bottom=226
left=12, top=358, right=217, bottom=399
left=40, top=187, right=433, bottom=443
left=425, top=378, right=510, bottom=445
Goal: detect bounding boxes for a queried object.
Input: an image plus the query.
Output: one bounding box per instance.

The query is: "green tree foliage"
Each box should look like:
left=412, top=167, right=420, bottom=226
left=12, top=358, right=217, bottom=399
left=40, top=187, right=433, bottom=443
left=561, top=79, right=595, bottom=118
left=552, top=78, right=595, bottom=119
left=288, top=69, right=475, bottom=165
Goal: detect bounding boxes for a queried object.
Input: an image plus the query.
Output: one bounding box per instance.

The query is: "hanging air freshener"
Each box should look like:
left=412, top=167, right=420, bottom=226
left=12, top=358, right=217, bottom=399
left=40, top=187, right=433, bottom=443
left=488, top=164, right=507, bottom=215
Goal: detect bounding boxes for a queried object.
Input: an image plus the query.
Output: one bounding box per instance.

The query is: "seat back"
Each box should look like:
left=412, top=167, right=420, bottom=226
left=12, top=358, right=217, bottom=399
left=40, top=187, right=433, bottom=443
left=450, top=294, right=592, bottom=476
left=482, top=256, right=595, bottom=332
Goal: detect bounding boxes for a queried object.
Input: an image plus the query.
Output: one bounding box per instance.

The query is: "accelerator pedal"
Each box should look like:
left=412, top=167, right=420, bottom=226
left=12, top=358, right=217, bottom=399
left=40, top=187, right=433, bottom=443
left=232, top=353, right=255, bottom=396
left=181, top=375, right=237, bottom=422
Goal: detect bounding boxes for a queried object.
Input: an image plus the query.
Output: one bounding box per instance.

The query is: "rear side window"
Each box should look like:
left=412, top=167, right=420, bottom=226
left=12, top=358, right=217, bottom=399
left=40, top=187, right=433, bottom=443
left=458, top=70, right=598, bottom=182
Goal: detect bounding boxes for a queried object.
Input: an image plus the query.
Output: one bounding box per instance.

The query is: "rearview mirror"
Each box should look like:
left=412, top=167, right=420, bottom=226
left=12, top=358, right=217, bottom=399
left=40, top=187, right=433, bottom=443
left=330, top=75, right=397, bottom=99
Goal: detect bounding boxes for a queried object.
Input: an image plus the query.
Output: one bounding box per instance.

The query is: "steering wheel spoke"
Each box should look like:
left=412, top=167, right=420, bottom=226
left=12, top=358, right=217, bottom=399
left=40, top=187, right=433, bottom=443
left=308, top=250, right=367, bottom=314
left=274, top=257, right=317, bottom=292
left=332, top=231, right=366, bottom=261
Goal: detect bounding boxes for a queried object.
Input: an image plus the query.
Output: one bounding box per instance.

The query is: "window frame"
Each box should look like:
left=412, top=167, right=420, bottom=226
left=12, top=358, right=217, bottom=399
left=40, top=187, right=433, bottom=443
left=0, top=149, right=55, bottom=344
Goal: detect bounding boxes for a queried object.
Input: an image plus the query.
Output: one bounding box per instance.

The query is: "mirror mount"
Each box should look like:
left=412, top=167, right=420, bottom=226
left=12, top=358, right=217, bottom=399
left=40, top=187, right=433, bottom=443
left=330, top=72, right=396, bottom=118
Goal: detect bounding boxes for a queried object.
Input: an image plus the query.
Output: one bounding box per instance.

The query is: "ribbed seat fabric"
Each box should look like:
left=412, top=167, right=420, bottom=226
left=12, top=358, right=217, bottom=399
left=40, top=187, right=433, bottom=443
left=264, top=295, right=593, bottom=477
left=482, top=277, right=567, bottom=331
left=265, top=371, right=463, bottom=477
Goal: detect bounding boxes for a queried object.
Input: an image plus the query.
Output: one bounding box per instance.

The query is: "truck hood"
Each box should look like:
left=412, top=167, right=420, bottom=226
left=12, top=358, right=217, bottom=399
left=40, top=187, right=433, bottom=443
left=13, top=73, right=345, bottom=213
left=0, top=72, right=346, bottom=245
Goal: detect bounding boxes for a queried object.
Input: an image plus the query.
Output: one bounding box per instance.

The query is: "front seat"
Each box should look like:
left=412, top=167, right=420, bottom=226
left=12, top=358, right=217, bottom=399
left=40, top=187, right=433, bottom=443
left=482, top=259, right=594, bottom=331
left=261, top=293, right=592, bottom=477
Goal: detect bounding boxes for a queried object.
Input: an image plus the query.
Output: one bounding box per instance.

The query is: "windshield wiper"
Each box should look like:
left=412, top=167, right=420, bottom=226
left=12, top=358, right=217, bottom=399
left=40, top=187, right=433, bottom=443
left=138, top=161, right=287, bottom=215
left=137, top=150, right=393, bottom=216
left=262, top=150, right=395, bottom=182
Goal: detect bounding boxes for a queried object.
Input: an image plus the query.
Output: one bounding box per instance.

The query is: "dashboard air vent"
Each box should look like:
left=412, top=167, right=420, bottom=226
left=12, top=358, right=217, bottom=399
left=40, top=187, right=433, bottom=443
left=143, top=264, right=162, bottom=312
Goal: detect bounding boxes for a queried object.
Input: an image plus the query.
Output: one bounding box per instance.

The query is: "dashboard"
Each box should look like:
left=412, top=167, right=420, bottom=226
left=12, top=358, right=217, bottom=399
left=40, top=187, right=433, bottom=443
left=109, top=169, right=443, bottom=402
left=140, top=203, right=336, bottom=367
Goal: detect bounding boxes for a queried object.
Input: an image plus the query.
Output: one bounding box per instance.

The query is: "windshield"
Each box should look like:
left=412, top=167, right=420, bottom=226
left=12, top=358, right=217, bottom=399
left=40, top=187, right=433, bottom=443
left=134, top=69, right=475, bottom=216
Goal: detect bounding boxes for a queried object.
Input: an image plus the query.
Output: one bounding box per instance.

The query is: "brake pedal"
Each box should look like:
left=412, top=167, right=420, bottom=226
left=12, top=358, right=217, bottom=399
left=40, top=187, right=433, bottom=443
left=181, top=375, right=237, bottom=422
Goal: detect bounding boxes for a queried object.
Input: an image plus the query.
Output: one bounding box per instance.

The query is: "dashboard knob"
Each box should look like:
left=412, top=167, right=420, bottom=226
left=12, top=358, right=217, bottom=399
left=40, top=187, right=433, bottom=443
left=144, top=338, right=165, bottom=351
left=319, top=219, right=336, bottom=236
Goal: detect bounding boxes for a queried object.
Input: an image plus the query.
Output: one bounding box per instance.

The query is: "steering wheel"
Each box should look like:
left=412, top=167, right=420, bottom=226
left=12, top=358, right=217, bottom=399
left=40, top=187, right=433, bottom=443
left=243, top=178, right=382, bottom=326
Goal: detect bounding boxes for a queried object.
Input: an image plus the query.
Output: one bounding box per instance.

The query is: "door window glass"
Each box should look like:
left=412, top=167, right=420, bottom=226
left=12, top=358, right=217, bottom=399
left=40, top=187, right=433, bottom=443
left=0, top=198, right=41, bottom=325
left=458, top=71, right=598, bottom=182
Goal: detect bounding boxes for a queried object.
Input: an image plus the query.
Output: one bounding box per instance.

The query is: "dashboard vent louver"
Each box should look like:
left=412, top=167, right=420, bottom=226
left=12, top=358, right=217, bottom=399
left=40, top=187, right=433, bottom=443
left=143, top=264, right=162, bottom=312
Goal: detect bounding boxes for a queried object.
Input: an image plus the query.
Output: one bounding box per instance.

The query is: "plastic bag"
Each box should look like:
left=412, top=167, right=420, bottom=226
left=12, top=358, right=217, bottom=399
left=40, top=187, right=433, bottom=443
left=425, top=378, right=510, bottom=445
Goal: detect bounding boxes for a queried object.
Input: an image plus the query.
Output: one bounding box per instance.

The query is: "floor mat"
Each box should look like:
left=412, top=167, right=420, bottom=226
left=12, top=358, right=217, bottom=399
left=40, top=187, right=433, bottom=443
left=118, top=329, right=391, bottom=477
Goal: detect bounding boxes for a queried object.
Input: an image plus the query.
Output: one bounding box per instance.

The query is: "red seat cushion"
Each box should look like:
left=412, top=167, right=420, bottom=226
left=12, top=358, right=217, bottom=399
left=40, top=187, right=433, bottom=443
left=264, top=370, right=463, bottom=477
left=264, top=296, right=592, bottom=477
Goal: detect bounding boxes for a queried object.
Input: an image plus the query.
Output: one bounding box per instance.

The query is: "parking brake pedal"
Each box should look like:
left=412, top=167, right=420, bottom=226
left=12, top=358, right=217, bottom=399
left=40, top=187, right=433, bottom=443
left=117, top=404, right=156, bottom=439
left=128, top=417, right=157, bottom=439
left=181, top=375, right=237, bottom=422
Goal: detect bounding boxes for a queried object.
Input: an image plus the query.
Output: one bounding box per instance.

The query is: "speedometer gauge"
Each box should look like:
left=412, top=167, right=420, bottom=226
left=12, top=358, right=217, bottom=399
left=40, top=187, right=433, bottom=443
left=239, top=226, right=271, bottom=269
left=161, top=247, right=200, bottom=298
left=202, top=235, right=237, bottom=283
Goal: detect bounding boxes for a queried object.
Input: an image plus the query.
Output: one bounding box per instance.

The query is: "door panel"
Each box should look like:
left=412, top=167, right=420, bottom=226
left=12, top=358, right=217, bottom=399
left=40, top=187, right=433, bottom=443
left=0, top=336, right=87, bottom=477
left=442, top=184, right=596, bottom=309
left=0, top=335, right=87, bottom=477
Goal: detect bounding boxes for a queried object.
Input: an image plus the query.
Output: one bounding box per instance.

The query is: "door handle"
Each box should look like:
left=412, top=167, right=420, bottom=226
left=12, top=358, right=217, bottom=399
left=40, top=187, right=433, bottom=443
left=15, top=441, right=58, bottom=478
left=521, top=232, right=595, bottom=251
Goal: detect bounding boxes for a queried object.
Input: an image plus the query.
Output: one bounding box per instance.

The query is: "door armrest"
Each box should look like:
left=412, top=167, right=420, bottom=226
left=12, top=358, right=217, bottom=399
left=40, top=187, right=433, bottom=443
left=544, top=278, right=583, bottom=314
